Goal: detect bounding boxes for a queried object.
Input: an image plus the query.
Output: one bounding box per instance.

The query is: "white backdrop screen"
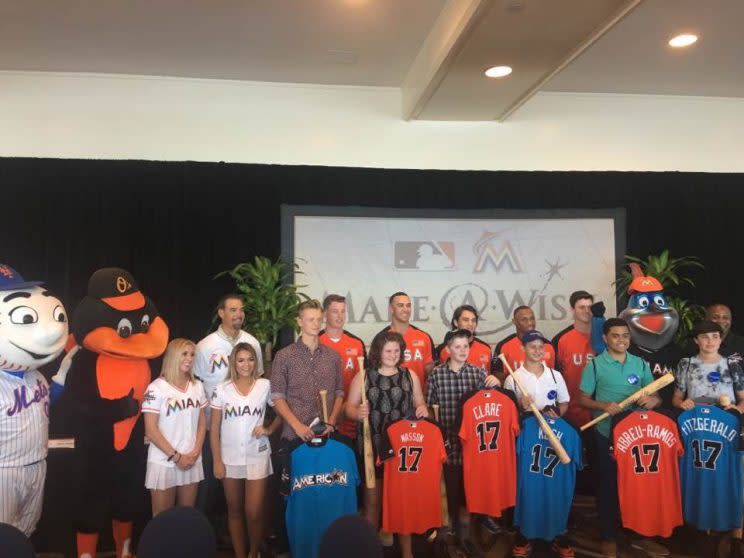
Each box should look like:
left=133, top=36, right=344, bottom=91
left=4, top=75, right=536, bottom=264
left=285, top=207, right=623, bottom=347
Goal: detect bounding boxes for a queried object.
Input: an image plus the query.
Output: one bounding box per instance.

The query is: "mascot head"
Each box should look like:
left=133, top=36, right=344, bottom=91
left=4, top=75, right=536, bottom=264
left=0, top=264, right=68, bottom=372
left=71, top=267, right=168, bottom=359
left=618, top=263, right=679, bottom=350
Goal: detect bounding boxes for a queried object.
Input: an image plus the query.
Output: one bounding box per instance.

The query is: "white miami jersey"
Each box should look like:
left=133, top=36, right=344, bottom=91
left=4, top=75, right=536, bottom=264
left=0, top=370, right=50, bottom=467
left=141, top=378, right=207, bottom=466
left=194, top=329, right=263, bottom=425
left=211, top=378, right=273, bottom=466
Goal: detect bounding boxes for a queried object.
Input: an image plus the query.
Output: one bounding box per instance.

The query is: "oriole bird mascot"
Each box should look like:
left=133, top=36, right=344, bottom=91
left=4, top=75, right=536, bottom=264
left=0, top=263, right=71, bottom=536
left=66, top=268, right=168, bottom=558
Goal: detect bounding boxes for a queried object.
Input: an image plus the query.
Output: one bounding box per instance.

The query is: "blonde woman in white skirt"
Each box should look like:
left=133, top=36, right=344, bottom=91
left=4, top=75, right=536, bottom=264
left=142, top=338, right=207, bottom=515
left=210, top=342, right=281, bottom=558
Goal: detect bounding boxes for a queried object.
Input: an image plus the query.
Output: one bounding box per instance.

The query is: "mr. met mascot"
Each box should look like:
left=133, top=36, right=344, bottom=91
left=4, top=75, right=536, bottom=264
left=0, top=264, right=71, bottom=536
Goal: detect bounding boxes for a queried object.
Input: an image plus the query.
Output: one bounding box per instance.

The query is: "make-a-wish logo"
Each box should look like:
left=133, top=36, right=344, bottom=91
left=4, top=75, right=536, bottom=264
left=394, top=241, right=455, bottom=271
left=472, top=231, right=522, bottom=273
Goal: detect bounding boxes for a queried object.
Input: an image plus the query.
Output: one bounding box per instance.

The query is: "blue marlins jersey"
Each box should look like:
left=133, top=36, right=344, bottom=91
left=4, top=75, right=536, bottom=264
left=515, top=415, right=581, bottom=541
left=285, top=436, right=359, bottom=558
left=678, top=405, right=744, bottom=531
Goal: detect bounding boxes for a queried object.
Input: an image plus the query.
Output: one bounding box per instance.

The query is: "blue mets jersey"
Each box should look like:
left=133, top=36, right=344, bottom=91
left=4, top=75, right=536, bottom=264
left=515, top=415, right=581, bottom=541
left=285, top=436, right=359, bottom=558
left=678, top=405, right=744, bottom=531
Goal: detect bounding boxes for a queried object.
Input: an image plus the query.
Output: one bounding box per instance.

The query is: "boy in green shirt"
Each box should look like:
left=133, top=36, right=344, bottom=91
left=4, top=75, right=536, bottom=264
left=579, top=318, right=662, bottom=558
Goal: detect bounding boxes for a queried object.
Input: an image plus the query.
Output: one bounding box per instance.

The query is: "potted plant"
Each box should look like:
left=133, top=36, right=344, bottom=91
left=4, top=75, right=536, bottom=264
left=215, top=256, right=309, bottom=369
left=615, top=250, right=705, bottom=345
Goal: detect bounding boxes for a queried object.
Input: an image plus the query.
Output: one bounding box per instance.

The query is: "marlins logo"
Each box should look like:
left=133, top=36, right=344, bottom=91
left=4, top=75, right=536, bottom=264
left=210, top=353, right=229, bottom=374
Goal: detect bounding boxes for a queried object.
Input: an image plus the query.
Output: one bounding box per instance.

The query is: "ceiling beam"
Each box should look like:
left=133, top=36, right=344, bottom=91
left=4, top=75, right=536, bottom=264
left=401, top=0, right=494, bottom=120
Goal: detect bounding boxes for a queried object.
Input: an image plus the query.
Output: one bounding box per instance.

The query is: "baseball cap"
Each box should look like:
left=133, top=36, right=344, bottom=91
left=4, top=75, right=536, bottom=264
left=0, top=523, right=36, bottom=558
left=319, top=515, right=383, bottom=558
left=138, top=507, right=216, bottom=558
left=0, top=263, right=43, bottom=291
left=520, top=330, right=550, bottom=345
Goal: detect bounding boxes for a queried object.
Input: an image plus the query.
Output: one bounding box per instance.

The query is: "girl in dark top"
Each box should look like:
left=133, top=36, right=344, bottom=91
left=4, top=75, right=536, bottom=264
left=345, top=330, right=427, bottom=552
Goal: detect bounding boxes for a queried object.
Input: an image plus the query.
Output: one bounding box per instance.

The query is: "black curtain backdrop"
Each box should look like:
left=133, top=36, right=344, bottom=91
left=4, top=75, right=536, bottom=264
left=2, top=157, right=740, bottom=342
left=1, top=157, right=741, bottom=554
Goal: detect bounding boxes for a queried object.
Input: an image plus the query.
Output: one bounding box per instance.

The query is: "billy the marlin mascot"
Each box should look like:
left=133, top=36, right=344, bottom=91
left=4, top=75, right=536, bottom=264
left=66, top=268, right=168, bottom=558
left=0, top=264, right=71, bottom=536
left=620, top=263, right=681, bottom=406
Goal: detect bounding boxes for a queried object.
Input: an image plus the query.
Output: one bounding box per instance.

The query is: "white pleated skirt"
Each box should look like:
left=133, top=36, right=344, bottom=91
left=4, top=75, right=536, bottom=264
left=145, top=458, right=204, bottom=490
left=225, top=453, right=273, bottom=480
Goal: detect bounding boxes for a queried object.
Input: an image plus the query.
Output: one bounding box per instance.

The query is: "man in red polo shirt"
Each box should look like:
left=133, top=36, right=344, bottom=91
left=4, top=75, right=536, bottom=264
left=492, top=306, right=555, bottom=382
left=319, top=294, right=367, bottom=440
left=552, top=290, right=595, bottom=428
left=377, top=292, right=435, bottom=393
left=435, top=304, right=491, bottom=372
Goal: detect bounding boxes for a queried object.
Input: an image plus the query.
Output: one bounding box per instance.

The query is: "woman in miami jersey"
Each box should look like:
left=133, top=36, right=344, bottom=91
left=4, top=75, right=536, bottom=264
left=210, top=342, right=281, bottom=558
left=142, top=338, right=208, bottom=515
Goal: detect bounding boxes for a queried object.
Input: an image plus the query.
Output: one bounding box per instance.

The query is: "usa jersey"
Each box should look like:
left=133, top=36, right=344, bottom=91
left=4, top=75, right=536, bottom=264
left=515, top=415, right=581, bottom=541
left=458, top=389, right=520, bottom=517
left=285, top=436, right=359, bottom=558
left=612, top=410, right=683, bottom=537
left=678, top=405, right=744, bottom=531
left=381, top=418, right=446, bottom=534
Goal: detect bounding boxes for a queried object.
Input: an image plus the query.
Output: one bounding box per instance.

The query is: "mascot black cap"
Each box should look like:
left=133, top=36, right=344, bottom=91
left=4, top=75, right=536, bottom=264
left=88, top=268, right=145, bottom=311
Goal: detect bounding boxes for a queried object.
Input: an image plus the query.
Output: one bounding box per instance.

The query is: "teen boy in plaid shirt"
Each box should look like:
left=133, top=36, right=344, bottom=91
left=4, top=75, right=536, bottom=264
left=426, top=329, right=500, bottom=552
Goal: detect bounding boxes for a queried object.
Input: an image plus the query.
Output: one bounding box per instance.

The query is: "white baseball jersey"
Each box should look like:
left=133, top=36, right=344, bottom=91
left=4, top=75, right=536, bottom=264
left=141, top=377, right=207, bottom=466
left=210, top=378, right=273, bottom=466
left=0, top=370, right=50, bottom=467
left=194, top=327, right=263, bottom=426
left=504, top=365, right=570, bottom=410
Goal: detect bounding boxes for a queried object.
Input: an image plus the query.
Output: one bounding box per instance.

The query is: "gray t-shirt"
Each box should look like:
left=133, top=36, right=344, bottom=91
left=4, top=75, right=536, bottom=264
left=675, top=355, right=744, bottom=404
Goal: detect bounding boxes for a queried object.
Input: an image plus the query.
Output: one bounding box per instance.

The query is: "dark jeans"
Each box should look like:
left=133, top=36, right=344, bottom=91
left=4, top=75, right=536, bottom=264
left=443, top=463, right=466, bottom=530
left=593, top=430, right=618, bottom=541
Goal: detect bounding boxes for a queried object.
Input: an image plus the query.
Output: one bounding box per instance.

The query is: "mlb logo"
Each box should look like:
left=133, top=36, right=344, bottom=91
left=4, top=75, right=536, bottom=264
left=345, top=348, right=357, bottom=355
left=640, top=413, right=648, bottom=419
left=411, top=340, right=424, bottom=348
left=394, top=241, right=455, bottom=270
left=701, top=407, right=711, bottom=414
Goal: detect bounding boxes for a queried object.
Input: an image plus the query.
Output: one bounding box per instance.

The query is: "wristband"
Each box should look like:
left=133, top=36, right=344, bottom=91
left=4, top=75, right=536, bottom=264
left=174, top=452, right=181, bottom=464
left=167, top=451, right=177, bottom=462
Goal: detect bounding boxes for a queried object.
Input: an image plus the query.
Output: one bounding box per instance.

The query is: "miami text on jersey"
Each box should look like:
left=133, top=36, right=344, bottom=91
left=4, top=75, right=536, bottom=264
left=292, top=469, right=349, bottom=491
left=6, top=379, right=49, bottom=417
left=165, top=397, right=201, bottom=417
left=223, top=403, right=265, bottom=420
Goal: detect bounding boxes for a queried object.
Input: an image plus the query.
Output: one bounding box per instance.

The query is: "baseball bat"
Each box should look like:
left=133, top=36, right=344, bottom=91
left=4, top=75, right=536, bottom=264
left=432, top=404, right=450, bottom=527
left=720, top=395, right=731, bottom=407
left=319, top=389, right=329, bottom=424
left=357, top=356, right=376, bottom=489
left=580, top=373, right=674, bottom=431
left=498, top=354, right=571, bottom=464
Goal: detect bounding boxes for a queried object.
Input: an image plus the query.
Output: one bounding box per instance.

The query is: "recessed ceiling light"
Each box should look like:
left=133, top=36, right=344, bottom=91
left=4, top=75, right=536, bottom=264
left=668, top=34, right=698, bottom=48
left=485, top=65, right=512, bottom=78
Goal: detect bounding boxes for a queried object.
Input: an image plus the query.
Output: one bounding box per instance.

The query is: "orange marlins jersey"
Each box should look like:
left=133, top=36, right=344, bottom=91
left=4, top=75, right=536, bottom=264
left=319, top=329, right=366, bottom=439
left=552, top=326, right=594, bottom=427
left=612, top=410, right=684, bottom=537
left=438, top=337, right=491, bottom=373
left=458, top=388, right=520, bottom=516
left=380, top=325, right=434, bottom=393
left=381, top=418, right=446, bottom=535
left=493, top=335, right=555, bottom=374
